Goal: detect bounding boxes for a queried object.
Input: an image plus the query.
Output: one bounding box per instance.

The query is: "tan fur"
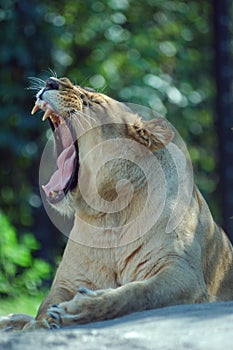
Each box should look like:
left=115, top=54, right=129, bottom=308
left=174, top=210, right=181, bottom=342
left=0, top=77, right=232, bottom=331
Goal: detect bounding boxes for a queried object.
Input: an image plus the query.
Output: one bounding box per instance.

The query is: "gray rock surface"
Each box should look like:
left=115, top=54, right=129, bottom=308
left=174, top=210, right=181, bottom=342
left=0, top=301, right=232, bottom=350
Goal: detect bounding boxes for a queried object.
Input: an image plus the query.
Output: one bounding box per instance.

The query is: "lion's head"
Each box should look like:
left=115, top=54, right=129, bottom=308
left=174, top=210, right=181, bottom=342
left=31, top=77, right=174, bottom=219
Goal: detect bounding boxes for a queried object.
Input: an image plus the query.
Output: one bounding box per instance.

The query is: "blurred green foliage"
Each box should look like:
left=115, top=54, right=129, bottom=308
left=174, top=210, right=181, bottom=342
left=0, top=292, right=47, bottom=316
left=0, top=0, right=227, bottom=300
left=0, top=211, right=51, bottom=297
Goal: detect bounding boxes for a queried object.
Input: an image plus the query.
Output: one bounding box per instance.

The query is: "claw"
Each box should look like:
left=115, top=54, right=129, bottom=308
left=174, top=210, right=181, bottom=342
left=48, top=312, right=60, bottom=321
left=50, top=323, right=60, bottom=330
left=78, top=287, right=98, bottom=296
left=47, top=305, right=64, bottom=323
left=78, top=287, right=91, bottom=294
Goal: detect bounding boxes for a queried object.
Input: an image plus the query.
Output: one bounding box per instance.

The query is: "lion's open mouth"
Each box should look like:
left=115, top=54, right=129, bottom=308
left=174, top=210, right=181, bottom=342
left=31, top=100, right=79, bottom=203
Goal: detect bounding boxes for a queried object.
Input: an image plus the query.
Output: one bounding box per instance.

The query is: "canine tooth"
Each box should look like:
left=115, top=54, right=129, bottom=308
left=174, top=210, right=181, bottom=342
left=50, top=191, right=58, bottom=198
left=41, top=101, right=46, bottom=109
left=50, top=115, right=57, bottom=123
left=31, top=101, right=40, bottom=115
left=42, top=109, right=51, bottom=121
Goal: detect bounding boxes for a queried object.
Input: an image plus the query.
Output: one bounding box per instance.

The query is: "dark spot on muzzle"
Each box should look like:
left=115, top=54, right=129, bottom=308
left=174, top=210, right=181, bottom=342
left=46, top=78, right=59, bottom=90
left=39, top=78, right=59, bottom=100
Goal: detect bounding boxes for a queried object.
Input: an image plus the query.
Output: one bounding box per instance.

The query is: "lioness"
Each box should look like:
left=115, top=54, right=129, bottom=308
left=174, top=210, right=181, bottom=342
left=0, top=77, right=232, bottom=331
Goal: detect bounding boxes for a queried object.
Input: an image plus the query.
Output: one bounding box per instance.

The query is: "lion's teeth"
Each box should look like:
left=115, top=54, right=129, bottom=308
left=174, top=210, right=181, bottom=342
left=50, top=191, right=57, bottom=197
left=49, top=190, right=63, bottom=198
left=42, top=109, right=51, bottom=121
left=31, top=100, right=60, bottom=124
left=50, top=115, right=57, bottom=123
left=31, top=101, right=40, bottom=115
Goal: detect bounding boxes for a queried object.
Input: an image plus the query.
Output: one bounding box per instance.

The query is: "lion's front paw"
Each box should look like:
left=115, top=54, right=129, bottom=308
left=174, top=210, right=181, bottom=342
left=0, top=314, right=34, bottom=332
left=47, top=287, right=112, bottom=327
left=0, top=313, right=61, bottom=331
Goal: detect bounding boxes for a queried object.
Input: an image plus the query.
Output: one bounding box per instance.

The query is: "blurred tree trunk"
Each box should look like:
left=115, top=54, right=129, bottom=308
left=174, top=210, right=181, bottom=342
left=213, top=0, right=233, bottom=242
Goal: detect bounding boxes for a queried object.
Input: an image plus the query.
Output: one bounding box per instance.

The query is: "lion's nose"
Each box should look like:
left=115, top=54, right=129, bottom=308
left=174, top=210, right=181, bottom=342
left=45, top=78, right=59, bottom=90
left=38, top=78, right=59, bottom=100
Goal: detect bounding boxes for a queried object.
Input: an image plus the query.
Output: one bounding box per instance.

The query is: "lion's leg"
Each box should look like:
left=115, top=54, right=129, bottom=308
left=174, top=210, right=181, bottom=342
left=47, top=263, right=209, bottom=327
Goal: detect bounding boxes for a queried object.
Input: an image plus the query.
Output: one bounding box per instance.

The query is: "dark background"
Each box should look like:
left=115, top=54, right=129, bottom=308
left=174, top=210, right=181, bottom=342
left=0, top=0, right=232, bottom=297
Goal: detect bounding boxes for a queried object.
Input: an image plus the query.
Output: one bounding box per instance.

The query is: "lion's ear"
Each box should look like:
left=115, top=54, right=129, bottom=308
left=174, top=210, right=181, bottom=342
left=127, top=118, right=174, bottom=151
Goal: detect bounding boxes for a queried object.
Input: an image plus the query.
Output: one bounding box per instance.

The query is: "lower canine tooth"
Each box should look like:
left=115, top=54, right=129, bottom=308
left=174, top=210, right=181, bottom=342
left=51, top=115, right=57, bottom=123
left=50, top=191, right=57, bottom=198
left=42, top=109, right=51, bottom=121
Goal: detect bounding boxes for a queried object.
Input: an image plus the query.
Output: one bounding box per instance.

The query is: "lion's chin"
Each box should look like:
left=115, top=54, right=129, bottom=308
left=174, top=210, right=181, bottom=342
left=46, top=191, right=76, bottom=218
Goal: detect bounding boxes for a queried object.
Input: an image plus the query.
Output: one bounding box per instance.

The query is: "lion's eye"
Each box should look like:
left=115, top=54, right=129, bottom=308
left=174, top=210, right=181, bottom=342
left=80, top=93, right=88, bottom=106
left=46, top=79, right=59, bottom=90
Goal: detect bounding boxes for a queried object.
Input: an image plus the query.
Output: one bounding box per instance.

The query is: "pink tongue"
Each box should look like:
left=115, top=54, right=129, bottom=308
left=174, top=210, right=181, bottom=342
left=42, top=144, right=76, bottom=197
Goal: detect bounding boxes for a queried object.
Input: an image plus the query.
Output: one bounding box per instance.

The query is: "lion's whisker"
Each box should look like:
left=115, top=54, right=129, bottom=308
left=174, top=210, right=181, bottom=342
left=77, top=113, right=93, bottom=129
left=70, top=113, right=85, bottom=131
left=27, top=77, right=46, bottom=91
left=77, top=110, right=97, bottom=125
left=71, top=110, right=93, bottom=129
left=47, top=68, right=57, bottom=78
